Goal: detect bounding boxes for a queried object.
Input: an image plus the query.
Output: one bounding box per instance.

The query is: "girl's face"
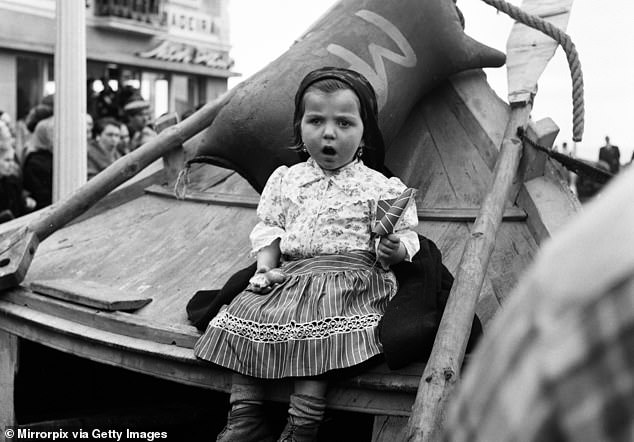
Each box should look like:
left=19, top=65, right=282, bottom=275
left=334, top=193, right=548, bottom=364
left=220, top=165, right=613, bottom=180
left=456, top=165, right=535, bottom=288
left=300, top=89, right=364, bottom=171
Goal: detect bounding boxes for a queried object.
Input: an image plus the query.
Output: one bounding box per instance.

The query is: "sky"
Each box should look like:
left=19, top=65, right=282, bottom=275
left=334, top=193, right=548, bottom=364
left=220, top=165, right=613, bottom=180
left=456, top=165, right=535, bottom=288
left=227, top=0, right=634, bottom=163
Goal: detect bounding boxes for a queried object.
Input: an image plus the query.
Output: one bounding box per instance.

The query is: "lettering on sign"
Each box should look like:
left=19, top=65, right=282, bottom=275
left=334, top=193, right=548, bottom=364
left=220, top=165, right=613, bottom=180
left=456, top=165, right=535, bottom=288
left=327, top=10, right=417, bottom=110
left=137, top=41, right=234, bottom=70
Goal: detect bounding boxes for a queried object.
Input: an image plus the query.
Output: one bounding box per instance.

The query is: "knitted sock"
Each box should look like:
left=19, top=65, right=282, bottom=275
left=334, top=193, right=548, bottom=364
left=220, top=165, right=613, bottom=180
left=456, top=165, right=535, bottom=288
left=229, top=375, right=265, bottom=409
left=287, top=394, right=326, bottom=426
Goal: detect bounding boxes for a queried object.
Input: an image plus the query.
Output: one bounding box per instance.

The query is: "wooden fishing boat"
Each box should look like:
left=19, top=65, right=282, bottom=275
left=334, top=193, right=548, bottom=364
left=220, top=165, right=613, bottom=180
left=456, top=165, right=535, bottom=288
left=0, top=1, right=584, bottom=440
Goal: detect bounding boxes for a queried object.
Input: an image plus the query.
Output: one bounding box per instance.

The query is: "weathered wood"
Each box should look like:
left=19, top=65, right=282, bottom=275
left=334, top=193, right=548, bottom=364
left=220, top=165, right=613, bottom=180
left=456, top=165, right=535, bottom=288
left=517, top=175, right=580, bottom=244
left=406, top=106, right=532, bottom=442
left=448, top=70, right=510, bottom=168
left=30, top=279, right=152, bottom=311
left=24, top=195, right=256, bottom=325
left=0, top=92, right=233, bottom=290
left=3, top=290, right=198, bottom=348
left=146, top=184, right=527, bottom=222
left=406, top=1, right=575, bottom=438
left=372, top=416, right=408, bottom=442
left=0, top=300, right=416, bottom=417
left=515, top=117, right=560, bottom=185
left=73, top=168, right=165, bottom=225
left=0, top=329, right=18, bottom=439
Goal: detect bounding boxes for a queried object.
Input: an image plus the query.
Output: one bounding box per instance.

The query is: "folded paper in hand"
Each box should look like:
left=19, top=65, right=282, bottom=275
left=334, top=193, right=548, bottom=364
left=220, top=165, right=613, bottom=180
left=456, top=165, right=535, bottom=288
left=373, top=188, right=417, bottom=236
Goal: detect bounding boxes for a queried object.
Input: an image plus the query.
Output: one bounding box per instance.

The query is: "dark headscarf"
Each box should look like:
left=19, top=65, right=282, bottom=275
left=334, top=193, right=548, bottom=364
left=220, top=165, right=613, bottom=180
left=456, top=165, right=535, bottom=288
left=292, top=67, right=386, bottom=175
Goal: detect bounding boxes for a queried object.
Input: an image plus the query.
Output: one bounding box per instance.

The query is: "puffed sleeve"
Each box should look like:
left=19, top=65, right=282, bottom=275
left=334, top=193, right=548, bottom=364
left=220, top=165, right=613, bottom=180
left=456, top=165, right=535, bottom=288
left=380, top=177, right=420, bottom=261
left=249, top=166, right=288, bottom=255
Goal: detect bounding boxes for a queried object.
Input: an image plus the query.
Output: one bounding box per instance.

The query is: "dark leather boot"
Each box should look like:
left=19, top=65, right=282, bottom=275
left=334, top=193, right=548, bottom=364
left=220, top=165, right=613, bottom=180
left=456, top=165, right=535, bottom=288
left=216, top=403, right=274, bottom=442
left=277, top=394, right=325, bottom=441
left=277, top=420, right=320, bottom=442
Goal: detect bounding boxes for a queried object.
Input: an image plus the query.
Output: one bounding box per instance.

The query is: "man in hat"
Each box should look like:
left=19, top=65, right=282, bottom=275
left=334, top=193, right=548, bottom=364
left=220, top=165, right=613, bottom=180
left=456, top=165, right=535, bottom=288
left=123, top=96, right=156, bottom=152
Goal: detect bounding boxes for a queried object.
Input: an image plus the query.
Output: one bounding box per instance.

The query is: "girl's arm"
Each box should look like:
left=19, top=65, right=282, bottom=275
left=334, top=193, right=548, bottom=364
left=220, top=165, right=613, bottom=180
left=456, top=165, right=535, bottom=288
left=256, top=238, right=281, bottom=273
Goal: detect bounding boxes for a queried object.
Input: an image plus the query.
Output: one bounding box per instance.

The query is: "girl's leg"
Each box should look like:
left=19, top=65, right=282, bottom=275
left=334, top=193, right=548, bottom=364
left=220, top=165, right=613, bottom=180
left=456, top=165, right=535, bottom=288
left=217, top=373, right=273, bottom=442
left=279, top=379, right=328, bottom=442
left=229, top=373, right=266, bottom=408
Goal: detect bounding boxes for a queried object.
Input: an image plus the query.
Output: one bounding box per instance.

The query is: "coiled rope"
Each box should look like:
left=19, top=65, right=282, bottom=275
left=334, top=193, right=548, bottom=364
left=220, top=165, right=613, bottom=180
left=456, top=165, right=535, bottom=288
left=480, top=0, right=585, bottom=141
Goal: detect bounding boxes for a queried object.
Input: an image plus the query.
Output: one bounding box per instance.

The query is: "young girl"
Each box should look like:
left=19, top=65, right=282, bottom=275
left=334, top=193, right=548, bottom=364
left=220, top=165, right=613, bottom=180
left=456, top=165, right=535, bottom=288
left=194, top=67, right=420, bottom=441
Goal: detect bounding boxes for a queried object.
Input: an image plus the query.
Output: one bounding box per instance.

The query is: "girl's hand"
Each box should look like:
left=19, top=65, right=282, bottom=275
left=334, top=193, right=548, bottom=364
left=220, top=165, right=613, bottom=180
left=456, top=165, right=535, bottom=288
left=249, top=267, right=287, bottom=294
left=377, top=234, right=406, bottom=266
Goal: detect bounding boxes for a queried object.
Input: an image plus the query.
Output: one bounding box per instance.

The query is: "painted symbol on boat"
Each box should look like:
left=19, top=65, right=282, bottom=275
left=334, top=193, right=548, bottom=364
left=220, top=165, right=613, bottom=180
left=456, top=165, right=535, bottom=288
left=327, top=9, right=417, bottom=110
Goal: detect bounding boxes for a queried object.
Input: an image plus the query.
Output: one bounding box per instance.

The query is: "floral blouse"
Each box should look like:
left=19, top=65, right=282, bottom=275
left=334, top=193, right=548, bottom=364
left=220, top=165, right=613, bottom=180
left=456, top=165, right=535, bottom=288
left=250, top=158, right=420, bottom=261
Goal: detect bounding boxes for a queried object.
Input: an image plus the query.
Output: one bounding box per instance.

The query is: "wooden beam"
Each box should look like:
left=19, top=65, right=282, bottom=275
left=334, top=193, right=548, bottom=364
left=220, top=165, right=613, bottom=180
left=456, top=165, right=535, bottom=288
left=30, top=279, right=152, bottom=311
left=0, top=329, right=18, bottom=440
left=145, top=185, right=527, bottom=222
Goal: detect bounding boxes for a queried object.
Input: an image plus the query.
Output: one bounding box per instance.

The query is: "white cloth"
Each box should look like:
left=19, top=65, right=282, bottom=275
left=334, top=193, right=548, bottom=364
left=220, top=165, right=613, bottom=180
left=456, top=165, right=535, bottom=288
left=250, top=158, right=419, bottom=260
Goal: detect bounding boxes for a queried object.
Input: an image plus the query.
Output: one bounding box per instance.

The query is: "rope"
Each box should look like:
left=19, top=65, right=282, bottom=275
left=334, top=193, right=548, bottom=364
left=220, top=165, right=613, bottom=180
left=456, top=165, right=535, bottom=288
left=480, top=0, right=585, bottom=142
left=517, top=127, right=612, bottom=183
left=172, top=155, right=220, bottom=200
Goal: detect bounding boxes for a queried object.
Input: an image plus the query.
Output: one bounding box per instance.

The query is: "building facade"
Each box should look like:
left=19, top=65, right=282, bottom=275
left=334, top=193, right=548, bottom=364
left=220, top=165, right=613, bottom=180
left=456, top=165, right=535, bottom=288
left=0, top=0, right=235, bottom=123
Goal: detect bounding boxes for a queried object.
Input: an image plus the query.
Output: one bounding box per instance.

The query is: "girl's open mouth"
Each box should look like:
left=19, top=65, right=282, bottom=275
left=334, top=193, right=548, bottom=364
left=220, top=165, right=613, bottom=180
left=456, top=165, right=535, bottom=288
left=322, top=146, right=336, bottom=155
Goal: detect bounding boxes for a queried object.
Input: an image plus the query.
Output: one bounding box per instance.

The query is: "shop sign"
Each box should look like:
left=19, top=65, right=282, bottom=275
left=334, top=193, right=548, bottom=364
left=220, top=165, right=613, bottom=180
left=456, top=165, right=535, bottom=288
left=137, top=40, right=234, bottom=70
left=164, top=5, right=219, bottom=39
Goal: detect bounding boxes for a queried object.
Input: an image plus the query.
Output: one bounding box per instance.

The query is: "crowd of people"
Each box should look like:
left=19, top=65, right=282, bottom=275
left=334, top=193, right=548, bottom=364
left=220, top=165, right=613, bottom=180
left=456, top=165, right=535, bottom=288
left=0, top=92, right=156, bottom=222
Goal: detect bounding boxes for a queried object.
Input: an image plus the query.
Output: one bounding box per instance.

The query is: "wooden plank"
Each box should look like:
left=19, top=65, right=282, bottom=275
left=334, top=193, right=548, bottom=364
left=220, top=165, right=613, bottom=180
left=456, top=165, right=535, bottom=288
left=146, top=184, right=260, bottom=208
left=30, top=279, right=153, bottom=311
left=372, top=416, right=408, bottom=442
left=419, top=208, right=525, bottom=222
left=0, top=301, right=415, bottom=416
left=73, top=168, right=165, bottom=225
left=25, top=195, right=257, bottom=326
left=146, top=184, right=526, bottom=221
left=448, top=70, right=510, bottom=170
left=386, top=100, right=461, bottom=208
left=517, top=175, right=580, bottom=244
left=3, top=290, right=199, bottom=348
left=3, top=287, right=423, bottom=394
left=486, top=222, right=539, bottom=306
left=422, top=91, right=496, bottom=207
left=0, top=329, right=18, bottom=440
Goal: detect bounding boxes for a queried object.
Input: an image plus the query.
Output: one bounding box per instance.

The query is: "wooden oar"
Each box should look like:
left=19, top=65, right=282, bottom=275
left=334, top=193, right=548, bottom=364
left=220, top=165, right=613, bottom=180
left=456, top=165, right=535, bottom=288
left=405, top=1, right=574, bottom=440
left=0, top=91, right=233, bottom=291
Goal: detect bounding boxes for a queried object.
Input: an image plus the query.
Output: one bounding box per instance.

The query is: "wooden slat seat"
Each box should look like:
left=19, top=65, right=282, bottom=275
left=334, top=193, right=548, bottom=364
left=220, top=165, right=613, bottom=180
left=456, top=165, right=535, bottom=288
left=0, top=293, right=422, bottom=417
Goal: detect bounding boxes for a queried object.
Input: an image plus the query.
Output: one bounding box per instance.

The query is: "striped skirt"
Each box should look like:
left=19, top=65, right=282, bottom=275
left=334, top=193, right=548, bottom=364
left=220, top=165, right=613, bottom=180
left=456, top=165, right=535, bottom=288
left=194, top=251, right=397, bottom=379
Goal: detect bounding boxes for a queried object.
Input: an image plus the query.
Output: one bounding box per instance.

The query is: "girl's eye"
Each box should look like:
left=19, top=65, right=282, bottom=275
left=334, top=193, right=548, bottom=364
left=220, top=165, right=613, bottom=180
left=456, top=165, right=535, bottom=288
left=338, top=119, right=351, bottom=127
left=308, top=117, right=322, bottom=125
